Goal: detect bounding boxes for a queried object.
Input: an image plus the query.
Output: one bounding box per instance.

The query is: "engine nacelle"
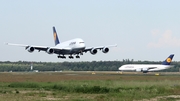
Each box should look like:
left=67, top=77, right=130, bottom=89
left=136, top=68, right=142, bottom=72
left=90, top=48, right=97, bottom=55
left=46, top=48, right=54, bottom=54
left=142, top=68, right=148, bottom=73
left=27, top=47, right=34, bottom=53
left=102, top=47, right=109, bottom=53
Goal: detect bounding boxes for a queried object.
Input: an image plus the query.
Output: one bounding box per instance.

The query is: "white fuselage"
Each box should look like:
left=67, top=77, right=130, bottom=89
left=119, top=64, right=173, bottom=72
left=54, top=38, right=86, bottom=54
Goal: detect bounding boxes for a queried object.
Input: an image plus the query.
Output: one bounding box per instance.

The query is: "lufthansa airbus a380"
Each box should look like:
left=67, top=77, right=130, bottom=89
left=119, top=54, right=174, bottom=73
left=6, top=27, right=117, bottom=59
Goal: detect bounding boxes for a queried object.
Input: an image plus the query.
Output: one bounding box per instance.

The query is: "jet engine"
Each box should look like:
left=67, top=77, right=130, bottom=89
left=102, top=47, right=109, bottom=53
left=46, top=48, right=54, bottom=54
left=142, top=68, right=148, bottom=73
left=136, top=68, right=142, bottom=72
left=90, top=48, right=97, bottom=55
left=27, top=46, right=34, bottom=53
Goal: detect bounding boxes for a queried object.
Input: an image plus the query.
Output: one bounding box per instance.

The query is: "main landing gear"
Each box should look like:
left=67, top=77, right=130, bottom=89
left=57, top=55, right=66, bottom=59
left=57, top=55, right=80, bottom=59
left=76, top=55, right=80, bottom=58
left=69, top=55, right=74, bottom=59
left=69, top=55, right=80, bottom=59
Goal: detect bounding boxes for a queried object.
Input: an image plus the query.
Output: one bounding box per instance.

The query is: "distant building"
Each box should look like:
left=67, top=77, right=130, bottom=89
left=30, top=62, right=39, bottom=72
left=30, top=62, right=33, bottom=71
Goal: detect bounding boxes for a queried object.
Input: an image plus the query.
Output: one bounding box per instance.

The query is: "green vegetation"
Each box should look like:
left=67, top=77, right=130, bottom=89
left=6, top=80, right=180, bottom=95
left=0, top=60, right=180, bottom=100
left=0, top=60, right=180, bottom=72
left=0, top=73, right=180, bottom=100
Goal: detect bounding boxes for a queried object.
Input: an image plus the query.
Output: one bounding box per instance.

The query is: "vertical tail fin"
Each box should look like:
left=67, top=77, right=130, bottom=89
left=162, top=54, right=174, bottom=65
left=53, top=26, right=60, bottom=46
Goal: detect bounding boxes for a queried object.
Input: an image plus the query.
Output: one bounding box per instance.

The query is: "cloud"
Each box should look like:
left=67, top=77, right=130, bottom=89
left=148, top=30, right=180, bottom=48
left=151, top=29, right=160, bottom=37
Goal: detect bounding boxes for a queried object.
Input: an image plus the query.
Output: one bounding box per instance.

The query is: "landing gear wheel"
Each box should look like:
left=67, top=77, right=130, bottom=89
left=69, top=56, right=74, bottom=59
left=76, top=56, right=80, bottom=58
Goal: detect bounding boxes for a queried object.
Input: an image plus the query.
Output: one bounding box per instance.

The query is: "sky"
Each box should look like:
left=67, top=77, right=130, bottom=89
left=0, top=0, right=180, bottom=62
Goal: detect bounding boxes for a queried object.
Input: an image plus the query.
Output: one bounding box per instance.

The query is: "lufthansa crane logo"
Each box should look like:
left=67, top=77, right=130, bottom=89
left=166, top=58, right=172, bottom=63
left=54, top=33, right=57, bottom=41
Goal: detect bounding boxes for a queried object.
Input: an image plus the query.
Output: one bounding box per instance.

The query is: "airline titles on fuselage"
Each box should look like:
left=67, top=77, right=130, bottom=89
left=69, top=42, right=76, bottom=46
left=124, top=66, right=134, bottom=68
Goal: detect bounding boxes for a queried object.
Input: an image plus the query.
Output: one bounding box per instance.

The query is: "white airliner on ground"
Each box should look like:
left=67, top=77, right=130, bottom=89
left=6, top=26, right=117, bottom=59
left=119, top=54, right=174, bottom=73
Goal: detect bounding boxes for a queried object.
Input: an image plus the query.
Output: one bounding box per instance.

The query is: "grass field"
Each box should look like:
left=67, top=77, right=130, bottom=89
left=0, top=71, right=180, bottom=101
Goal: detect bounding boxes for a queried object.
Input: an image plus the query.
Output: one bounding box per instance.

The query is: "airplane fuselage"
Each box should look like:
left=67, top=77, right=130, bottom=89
left=54, top=38, right=86, bottom=55
left=119, top=64, right=173, bottom=72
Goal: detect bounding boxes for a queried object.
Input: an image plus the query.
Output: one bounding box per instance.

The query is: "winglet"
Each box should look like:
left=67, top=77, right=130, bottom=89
left=53, top=26, right=60, bottom=46
left=162, top=54, right=174, bottom=65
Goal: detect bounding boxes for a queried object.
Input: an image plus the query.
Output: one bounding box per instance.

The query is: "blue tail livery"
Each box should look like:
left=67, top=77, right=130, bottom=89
left=53, top=26, right=60, bottom=45
left=162, top=54, right=174, bottom=65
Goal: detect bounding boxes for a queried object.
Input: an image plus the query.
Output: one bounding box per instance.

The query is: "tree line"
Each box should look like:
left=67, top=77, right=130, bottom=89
left=0, top=60, right=180, bottom=72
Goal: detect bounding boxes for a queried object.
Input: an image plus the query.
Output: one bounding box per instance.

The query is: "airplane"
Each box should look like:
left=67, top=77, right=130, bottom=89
left=6, top=26, right=117, bottom=59
left=118, top=54, right=174, bottom=73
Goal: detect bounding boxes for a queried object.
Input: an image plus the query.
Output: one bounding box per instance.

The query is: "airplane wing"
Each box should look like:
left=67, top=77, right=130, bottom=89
left=6, top=42, right=117, bottom=58
left=84, top=44, right=117, bottom=52
left=143, top=67, right=157, bottom=70
left=6, top=43, right=49, bottom=51
left=141, top=67, right=158, bottom=73
left=6, top=43, right=71, bottom=52
left=142, top=67, right=157, bottom=72
left=6, top=43, right=29, bottom=47
left=148, top=67, right=157, bottom=69
left=83, top=44, right=117, bottom=54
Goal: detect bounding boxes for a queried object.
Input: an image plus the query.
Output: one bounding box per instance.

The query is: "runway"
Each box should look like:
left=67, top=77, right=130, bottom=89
left=0, top=71, right=180, bottom=82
